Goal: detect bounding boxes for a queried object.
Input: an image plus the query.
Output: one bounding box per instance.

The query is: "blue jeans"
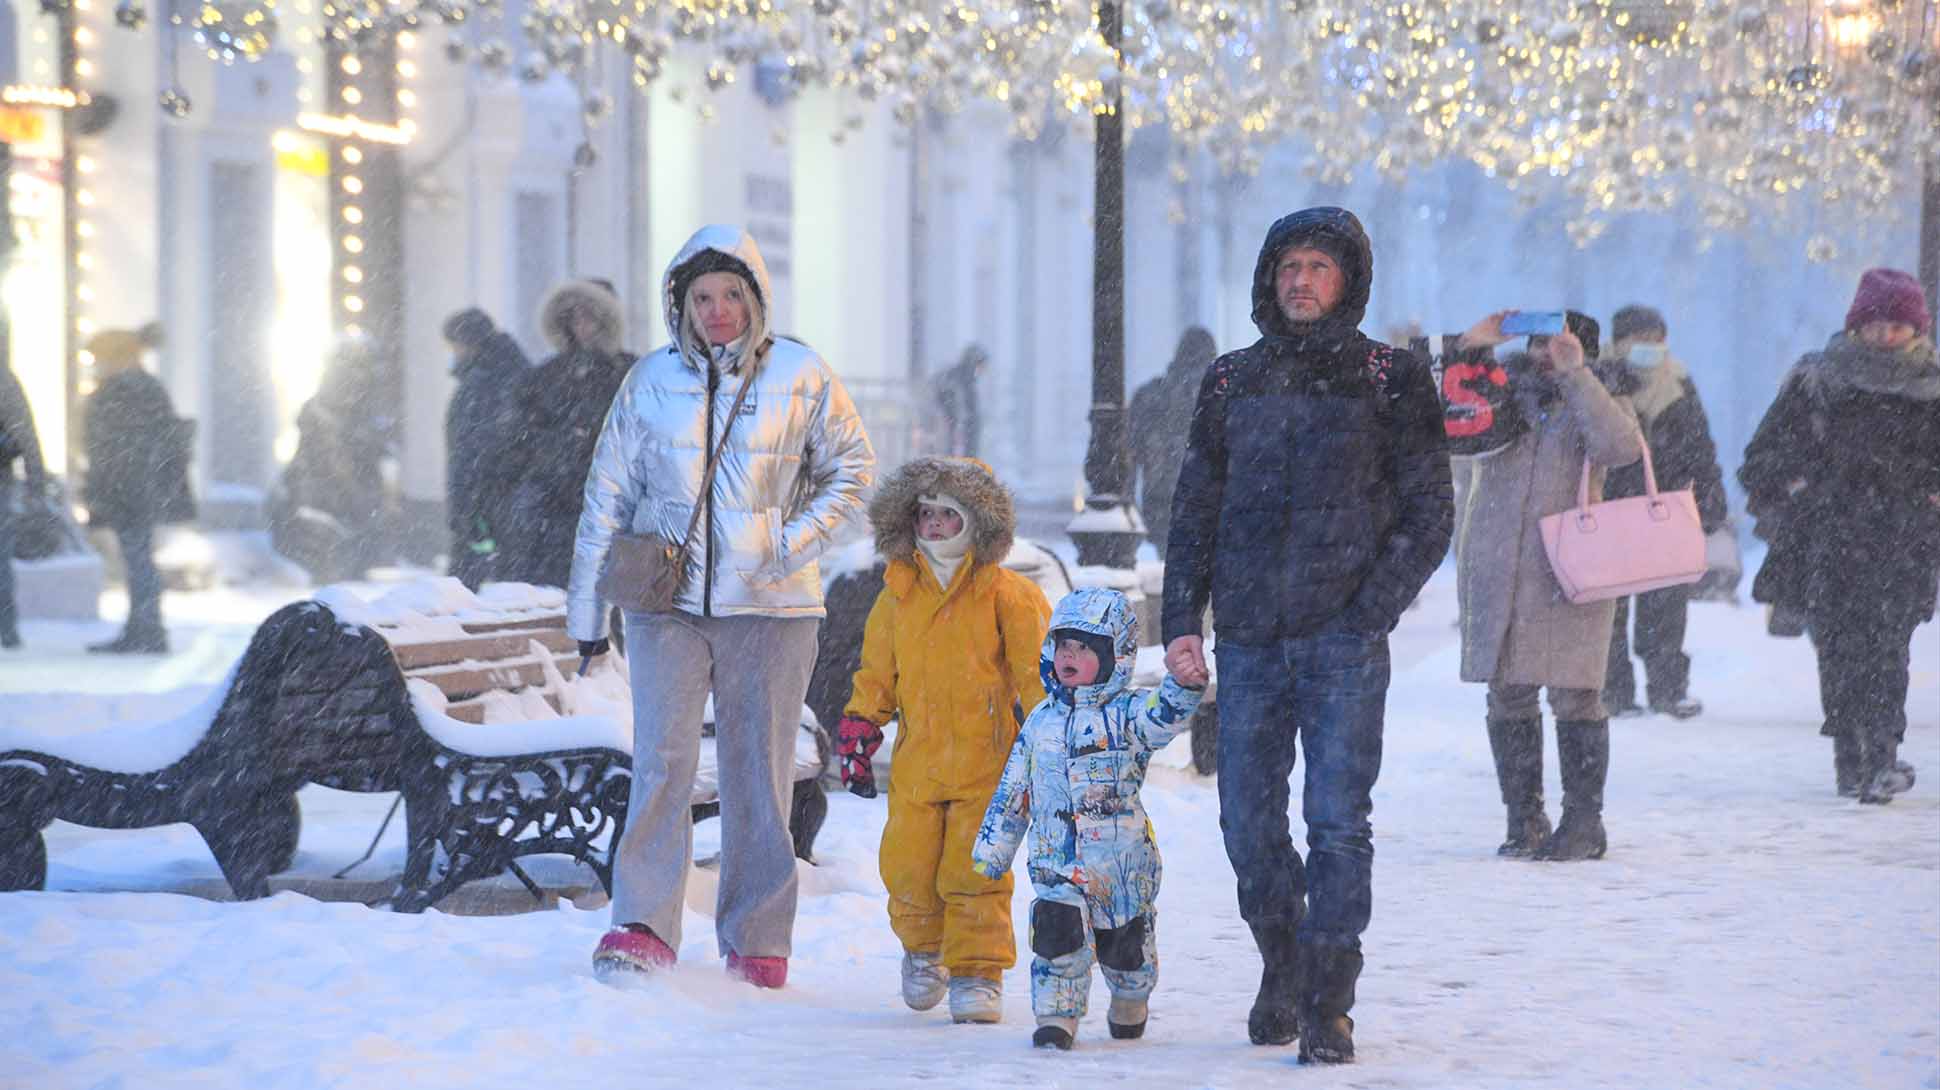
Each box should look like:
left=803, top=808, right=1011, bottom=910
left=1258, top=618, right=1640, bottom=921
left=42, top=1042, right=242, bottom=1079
left=1216, top=631, right=1389, bottom=949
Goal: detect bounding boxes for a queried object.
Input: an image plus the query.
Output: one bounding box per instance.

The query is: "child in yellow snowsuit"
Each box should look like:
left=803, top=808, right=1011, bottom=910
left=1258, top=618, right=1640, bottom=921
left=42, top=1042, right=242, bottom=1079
left=837, top=456, right=1051, bottom=1025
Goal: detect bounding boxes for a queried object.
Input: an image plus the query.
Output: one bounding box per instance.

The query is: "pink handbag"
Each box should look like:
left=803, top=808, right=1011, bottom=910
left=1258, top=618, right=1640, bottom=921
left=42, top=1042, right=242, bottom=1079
left=1538, top=441, right=1707, bottom=604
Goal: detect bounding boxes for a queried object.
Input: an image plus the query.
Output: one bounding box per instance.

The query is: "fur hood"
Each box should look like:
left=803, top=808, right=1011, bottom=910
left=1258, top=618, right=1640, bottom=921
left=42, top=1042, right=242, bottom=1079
left=538, top=279, right=626, bottom=356
left=869, top=456, right=1016, bottom=568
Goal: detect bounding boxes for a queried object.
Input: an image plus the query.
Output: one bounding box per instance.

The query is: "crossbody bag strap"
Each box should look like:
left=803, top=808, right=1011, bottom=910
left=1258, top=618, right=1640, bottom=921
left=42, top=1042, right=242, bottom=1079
left=676, top=358, right=761, bottom=553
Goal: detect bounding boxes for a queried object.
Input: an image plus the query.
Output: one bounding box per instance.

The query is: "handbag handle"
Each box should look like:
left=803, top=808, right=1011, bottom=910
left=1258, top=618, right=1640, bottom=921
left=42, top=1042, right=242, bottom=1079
left=1576, top=432, right=1660, bottom=511
left=676, top=354, right=761, bottom=555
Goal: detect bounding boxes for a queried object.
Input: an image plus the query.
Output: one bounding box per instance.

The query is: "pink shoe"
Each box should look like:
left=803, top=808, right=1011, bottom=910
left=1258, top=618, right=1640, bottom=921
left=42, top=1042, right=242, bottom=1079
left=726, top=952, right=788, bottom=989
left=593, top=925, right=676, bottom=980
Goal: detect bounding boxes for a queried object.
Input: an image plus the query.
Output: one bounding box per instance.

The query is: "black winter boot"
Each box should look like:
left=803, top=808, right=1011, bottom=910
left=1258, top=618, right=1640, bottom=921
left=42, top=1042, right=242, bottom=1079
left=1486, top=717, right=1551, bottom=856
left=1296, top=943, right=1361, bottom=1065
left=1246, top=919, right=1302, bottom=1046
left=1832, top=733, right=1863, bottom=798
left=1857, top=734, right=1917, bottom=805
left=1535, top=720, right=1608, bottom=861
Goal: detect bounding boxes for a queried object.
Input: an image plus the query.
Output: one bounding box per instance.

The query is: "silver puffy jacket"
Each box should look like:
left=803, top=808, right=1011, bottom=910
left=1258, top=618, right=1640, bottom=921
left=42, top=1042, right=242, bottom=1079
left=566, top=226, right=875, bottom=640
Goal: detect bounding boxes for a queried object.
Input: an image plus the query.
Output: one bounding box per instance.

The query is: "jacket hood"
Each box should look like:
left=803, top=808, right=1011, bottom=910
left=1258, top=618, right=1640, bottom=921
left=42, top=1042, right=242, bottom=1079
left=1040, top=587, right=1138, bottom=707
left=870, top=456, right=1016, bottom=569
left=539, top=280, right=627, bottom=356
left=1250, top=207, right=1373, bottom=339
left=1169, top=326, right=1218, bottom=377
left=662, top=224, right=774, bottom=374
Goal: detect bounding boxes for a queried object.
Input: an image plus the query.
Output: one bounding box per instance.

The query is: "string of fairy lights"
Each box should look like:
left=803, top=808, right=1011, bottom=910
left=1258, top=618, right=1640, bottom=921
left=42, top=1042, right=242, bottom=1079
left=61, top=0, right=1940, bottom=244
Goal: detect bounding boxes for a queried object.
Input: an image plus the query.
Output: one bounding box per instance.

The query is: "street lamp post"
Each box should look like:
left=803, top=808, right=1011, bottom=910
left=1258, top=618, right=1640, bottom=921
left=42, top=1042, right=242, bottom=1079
left=1067, top=0, right=1146, bottom=570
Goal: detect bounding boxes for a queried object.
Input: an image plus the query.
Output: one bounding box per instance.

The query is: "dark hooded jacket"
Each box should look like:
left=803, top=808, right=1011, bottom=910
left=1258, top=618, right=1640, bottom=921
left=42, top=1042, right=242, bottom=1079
left=445, top=329, right=530, bottom=547
left=1161, top=208, right=1454, bottom=644
left=1593, top=357, right=1728, bottom=533
left=1129, top=327, right=1217, bottom=546
left=0, top=364, right=46, bottom=483
left=84, top=369, right=195, bottom=529
left=504, top=280, right=634, bottom=589
left=1740, top=333, right=1940, bottom=625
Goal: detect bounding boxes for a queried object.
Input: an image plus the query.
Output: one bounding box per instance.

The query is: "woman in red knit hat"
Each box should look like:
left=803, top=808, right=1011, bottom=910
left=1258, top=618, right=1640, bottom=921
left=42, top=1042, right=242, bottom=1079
left=1741, top=267, right=1940, bottom=803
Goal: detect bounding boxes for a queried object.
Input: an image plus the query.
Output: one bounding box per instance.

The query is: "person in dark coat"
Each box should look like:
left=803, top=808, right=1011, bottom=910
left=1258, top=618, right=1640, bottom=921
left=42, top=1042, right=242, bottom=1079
left=1161, top=207, right=1454, bottom=1062
left=83, top=326, right=193, bottom=654
left=0, top=357, right=49, bottom=649
left=279, top=338, right=392, bottom=582
left=1128, top=327, right=1217, bottom=549
left=1594, top=305, right=1729, bottom=719
left=1741, top=267, right=1940, bottom=803
left=501, top=278, right=632, bottom=589
left=932, top=345, right=987, bottom=457
left=442, top=307, right=530, bottom=590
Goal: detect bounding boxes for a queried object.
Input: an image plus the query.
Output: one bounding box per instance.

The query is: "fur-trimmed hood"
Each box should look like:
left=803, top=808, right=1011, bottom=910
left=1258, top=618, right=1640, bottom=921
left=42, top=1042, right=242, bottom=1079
left=538, top=279, right=626, bottom=356
left=869, top=456, right=1016, bottom=569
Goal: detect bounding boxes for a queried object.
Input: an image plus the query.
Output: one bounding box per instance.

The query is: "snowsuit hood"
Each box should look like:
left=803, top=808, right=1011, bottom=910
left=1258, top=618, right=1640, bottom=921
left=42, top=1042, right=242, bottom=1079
left=1040, top=587, right=1139, bottom=709
left=1250, top=207, right=1373, bottom=340
left=538, top=279, right=626, bottom=357
left=868, top=456, right=1016, bottom=573
left=661, top=224, right=774, bottom=376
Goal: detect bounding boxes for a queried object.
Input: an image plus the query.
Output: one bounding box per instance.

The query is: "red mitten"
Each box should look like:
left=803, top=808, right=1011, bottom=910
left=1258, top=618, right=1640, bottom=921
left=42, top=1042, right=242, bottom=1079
left=835, top=717, right=886, bottom=798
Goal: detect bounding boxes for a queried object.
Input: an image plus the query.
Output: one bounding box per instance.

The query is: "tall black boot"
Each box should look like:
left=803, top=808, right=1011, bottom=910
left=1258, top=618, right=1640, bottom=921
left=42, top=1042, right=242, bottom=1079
left=1832, top=732, right=1862, bottom=798
left=1297, top=943, right=1362, bottom=1064
left=1486, top=717, right=1551, bottom=856
left=1246, top=918, right=1302, bottom=1046
left=1535, top=720, right=1608, bottom=861
left=1857, top=733, right=1917, bottom=805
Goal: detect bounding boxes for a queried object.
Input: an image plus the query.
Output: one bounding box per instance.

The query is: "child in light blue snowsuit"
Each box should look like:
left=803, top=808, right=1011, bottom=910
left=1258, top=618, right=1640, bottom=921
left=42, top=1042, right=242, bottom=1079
left=970, top=587, right=1204, bottom=1050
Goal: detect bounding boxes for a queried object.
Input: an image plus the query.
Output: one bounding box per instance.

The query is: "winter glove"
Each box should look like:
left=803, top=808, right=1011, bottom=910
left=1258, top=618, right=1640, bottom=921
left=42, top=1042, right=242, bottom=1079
left=835, top=716, right=886, bottom=798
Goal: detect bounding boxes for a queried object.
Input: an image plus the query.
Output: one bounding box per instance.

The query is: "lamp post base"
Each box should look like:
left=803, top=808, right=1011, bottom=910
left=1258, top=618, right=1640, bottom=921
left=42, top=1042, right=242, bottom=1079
left=1067, top=497, right=1146, bottom=569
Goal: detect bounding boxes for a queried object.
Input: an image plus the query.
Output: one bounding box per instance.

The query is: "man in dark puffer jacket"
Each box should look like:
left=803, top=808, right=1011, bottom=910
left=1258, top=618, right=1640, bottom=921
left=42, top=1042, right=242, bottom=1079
left=1161, top=207, right=1453, bottom=1063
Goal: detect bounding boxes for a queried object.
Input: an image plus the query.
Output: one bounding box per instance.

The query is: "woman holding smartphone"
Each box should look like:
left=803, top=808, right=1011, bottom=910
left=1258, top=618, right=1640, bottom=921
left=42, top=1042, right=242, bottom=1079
left=1450, top=310, right=1643, bottom=861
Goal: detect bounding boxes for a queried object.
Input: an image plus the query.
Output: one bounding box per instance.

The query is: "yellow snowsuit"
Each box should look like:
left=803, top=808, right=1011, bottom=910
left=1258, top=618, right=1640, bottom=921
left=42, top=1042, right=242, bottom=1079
left=846, top=551, right=1050, bottom=980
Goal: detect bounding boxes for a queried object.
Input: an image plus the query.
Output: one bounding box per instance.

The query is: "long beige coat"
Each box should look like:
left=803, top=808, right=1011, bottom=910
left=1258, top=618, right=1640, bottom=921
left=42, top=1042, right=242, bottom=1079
left=1458, top=365, right=1643, bottom=690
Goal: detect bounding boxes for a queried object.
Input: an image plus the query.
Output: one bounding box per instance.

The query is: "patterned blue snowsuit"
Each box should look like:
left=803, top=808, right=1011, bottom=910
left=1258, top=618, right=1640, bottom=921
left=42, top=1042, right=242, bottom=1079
left=971, top=588, right=1204, bottom=1023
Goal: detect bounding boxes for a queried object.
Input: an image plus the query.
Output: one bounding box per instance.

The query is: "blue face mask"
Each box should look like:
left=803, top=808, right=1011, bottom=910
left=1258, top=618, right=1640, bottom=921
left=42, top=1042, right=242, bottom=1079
left=1626, top=343, right=1668, bottom=368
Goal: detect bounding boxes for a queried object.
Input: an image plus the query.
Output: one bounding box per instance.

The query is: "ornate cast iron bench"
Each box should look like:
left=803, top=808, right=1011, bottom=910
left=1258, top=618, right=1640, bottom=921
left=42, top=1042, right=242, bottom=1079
left=0, top=581, right=830, bottom=911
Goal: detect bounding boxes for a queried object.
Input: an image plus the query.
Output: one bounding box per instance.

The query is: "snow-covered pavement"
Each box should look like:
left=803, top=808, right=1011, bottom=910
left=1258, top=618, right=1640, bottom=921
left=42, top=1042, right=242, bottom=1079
left=3, top=569, right=1936, bottom=1089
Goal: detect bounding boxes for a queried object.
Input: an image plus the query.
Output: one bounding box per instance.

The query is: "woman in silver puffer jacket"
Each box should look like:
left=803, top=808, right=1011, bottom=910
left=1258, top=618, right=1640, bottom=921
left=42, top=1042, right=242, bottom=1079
left=571, top=225, right=875, bottom=987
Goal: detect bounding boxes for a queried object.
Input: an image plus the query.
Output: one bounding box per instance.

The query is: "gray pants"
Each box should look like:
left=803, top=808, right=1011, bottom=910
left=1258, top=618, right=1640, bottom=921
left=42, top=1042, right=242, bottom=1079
left=1486, top=679, right=1604, bottom=722
left=612, top=610, right=819, bottom=958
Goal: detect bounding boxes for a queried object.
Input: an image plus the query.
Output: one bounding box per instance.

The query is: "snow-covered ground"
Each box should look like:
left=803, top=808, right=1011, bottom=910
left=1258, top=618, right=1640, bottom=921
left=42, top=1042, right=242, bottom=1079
left=3, top=568, right=1936, bottom=1089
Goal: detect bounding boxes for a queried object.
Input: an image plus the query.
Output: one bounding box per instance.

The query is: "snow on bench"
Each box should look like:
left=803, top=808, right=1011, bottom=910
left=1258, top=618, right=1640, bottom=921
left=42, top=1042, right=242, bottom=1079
left=0, top=578, right=830, bottom=911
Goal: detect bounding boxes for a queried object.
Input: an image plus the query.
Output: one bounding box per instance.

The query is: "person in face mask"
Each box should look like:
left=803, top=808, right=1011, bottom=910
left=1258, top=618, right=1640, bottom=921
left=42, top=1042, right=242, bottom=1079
left=1593, top=306, right=1729, bottom=720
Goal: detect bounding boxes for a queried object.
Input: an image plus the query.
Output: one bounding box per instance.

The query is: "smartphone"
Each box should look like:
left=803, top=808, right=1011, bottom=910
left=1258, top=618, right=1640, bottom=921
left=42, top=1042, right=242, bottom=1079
left=1499, top=310, right=1566, bottom=336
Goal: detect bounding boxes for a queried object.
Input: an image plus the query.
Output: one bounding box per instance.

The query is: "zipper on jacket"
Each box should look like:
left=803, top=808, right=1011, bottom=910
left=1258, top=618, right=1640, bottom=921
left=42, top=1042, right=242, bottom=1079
left=703, top=363, right=718, bottom=617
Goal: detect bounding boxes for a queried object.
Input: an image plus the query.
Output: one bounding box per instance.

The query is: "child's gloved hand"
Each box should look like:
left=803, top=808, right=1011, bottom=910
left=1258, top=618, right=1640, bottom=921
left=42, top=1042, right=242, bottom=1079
left=835, top=717, right=886, bottom=798
left=970, top=857, right=1004, bottom=881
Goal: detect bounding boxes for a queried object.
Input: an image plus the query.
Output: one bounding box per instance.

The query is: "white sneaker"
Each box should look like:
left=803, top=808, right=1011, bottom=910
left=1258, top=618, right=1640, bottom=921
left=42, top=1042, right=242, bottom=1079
left=901, top=951, right=949, bottom=1011
left=948, top=975, right=1003, bottom=1024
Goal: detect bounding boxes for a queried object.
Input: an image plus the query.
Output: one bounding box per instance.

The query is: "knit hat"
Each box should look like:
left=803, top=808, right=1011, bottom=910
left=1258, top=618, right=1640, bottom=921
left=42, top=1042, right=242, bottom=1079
left=1845, top=268, right=1931, bottom=335
left=1610, top=305, right=1667, bottom=343
left=669, top=249, right=762, bottom=313
left=442, top=307, right=496, bottom=348
left=1051, top=627, right=1116, bottom=687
